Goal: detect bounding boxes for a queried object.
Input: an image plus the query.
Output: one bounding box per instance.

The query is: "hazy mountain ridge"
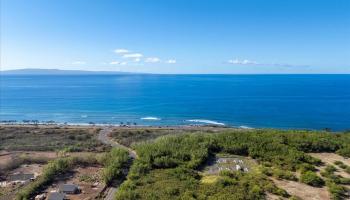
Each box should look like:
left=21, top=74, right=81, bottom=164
left=0, top=68, right=139, bottom=75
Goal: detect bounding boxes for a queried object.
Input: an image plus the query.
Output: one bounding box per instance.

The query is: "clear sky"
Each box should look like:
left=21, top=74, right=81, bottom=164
left=1, top=0, right=350, bottom=74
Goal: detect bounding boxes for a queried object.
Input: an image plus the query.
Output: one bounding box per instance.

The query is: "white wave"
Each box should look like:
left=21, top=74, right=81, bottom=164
left=187, top=119, right=225, bottom=126
left=141, top=116, right=161, bottom=121
left=239, top=125, right=254, bottom=129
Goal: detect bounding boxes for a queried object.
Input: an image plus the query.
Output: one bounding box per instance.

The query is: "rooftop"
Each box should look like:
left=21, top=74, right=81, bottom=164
left=58, top=184, right=79, bottom=193
left=47, top=192, right=65, bottom=200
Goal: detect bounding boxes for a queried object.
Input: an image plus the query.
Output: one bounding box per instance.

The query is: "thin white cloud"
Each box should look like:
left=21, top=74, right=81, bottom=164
left=110, top=61, right=127, bottom=65
left=166, top=59, right=177, bottom=64
left=227, top=59, right=258, bottom=65
left=226, top=58, right=305, bottom=67
left=72, top=61, right=86, bottom=65
left=123, top=53, right=143, bottom=58
left=113, top=48, right=176, bottom=65
left=145, top=57, right=161, bottom=63
left=114, top=49, right=129, bottom=54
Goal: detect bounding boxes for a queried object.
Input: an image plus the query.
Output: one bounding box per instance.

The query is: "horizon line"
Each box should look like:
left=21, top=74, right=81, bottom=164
left=1, top=68, right=350, bottom=75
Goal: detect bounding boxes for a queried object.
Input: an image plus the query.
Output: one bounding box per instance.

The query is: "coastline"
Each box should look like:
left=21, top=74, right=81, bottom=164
left=0, top=122, right=240, bottom=130
left=0, top=119, right=241, bottom=129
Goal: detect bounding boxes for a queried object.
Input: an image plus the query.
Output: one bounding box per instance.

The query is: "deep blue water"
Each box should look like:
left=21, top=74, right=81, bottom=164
left=0, top=74, right=349, bottom=130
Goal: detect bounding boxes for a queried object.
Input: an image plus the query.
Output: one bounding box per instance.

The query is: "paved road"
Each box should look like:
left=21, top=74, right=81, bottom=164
left=104, top=187, right=117, bottom=200
left=98, top=127, right=137, bottom=158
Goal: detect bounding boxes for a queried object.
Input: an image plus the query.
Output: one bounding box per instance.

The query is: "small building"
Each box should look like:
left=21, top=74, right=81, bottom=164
left=47, top=192, right=65, bottom=200
left=58, top=184, right=80, bottom=194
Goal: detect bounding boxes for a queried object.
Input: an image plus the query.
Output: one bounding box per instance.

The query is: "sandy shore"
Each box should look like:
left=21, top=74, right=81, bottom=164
left=0, top=123, right=243, bottom=130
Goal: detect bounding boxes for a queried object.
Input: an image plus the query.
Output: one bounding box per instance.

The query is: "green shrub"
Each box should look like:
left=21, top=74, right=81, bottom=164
left=272, top=168, right=298, bottom=181
left=334, top=161, right=343, bottom=166
left=326, top=181, right=347, bottom=200
left=339, top=177, right=350, bottom=185
left=345, top=167, right=350, bottom=174
left=298, top=163, right=316, bottom=173
left=260, top=166, right=273, bottom=176
left=325, top=165, right=337, bottom=173
left=102, top=148, right=129, bottom=185
left=336, top=146, right=350, bottom=158
left=300, top=171, right=324, bottom=187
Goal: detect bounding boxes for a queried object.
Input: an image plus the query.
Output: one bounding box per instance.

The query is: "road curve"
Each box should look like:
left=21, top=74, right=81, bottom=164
left=98, top=127, right=137, bottom=158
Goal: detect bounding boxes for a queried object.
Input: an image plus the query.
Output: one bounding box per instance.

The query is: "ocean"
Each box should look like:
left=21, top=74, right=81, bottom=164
left=0, top=74, right=349, bottom=131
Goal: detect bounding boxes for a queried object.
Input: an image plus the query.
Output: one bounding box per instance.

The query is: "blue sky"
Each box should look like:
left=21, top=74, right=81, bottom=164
left=1, top=0, right=350, bottom=74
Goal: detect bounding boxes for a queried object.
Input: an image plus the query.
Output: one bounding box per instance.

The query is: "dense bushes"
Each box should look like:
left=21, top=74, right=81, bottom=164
left=102, top=148, right=130, bottom=185
left=216, top=130, right=322, bottom=170
left=336, top=146, right=350, bottom=158
left=133, top=134, right=216, bottom=170
left=128, top=130, right=350, bottom=173
left=115, top=129, right=350, bottom=200
left=117, top=167, right=289, bottom=200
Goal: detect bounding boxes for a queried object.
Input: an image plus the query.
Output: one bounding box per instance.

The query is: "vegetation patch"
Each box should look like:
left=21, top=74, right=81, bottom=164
left=116, top=129, right=350, bottom=200
left=200, top=175, right=220, bottom=184
left=101, top=148, right=130, bottom=185
left=0, top=126, right=109, bottom=152
left=110, top=127, right=226, bottom=147
left=300, top=171, right=325, bottom=187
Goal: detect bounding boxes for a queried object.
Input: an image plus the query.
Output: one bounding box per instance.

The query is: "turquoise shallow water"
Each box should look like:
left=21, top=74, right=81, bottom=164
left=0, top=74, right=349, bottom=130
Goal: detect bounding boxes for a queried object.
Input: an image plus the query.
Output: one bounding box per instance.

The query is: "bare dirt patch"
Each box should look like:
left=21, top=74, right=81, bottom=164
left=202, top=154, right=257, bottom=175
left=309, top=153, right=350, bottom=166
left=266, top=192, right=285, bottom=200
left=0, top=152, right=12, bottom=169
left=309, top=153, right=350, bottom=178
left=11, top=164, right=43, bottom=177
left=272, top=178, right=330, bottom=200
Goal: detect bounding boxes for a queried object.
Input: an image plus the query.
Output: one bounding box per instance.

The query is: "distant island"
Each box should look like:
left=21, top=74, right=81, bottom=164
left=0, top=68, right=140, bottom=75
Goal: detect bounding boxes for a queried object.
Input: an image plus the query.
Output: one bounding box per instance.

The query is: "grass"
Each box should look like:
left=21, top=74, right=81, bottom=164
left=0, top=126, right=110, bottom=152
left=200, top=175, right=220, bottom=184
left=110, top=127, right=226, bottom=147
left=0, top=154, right=51, bottom=176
